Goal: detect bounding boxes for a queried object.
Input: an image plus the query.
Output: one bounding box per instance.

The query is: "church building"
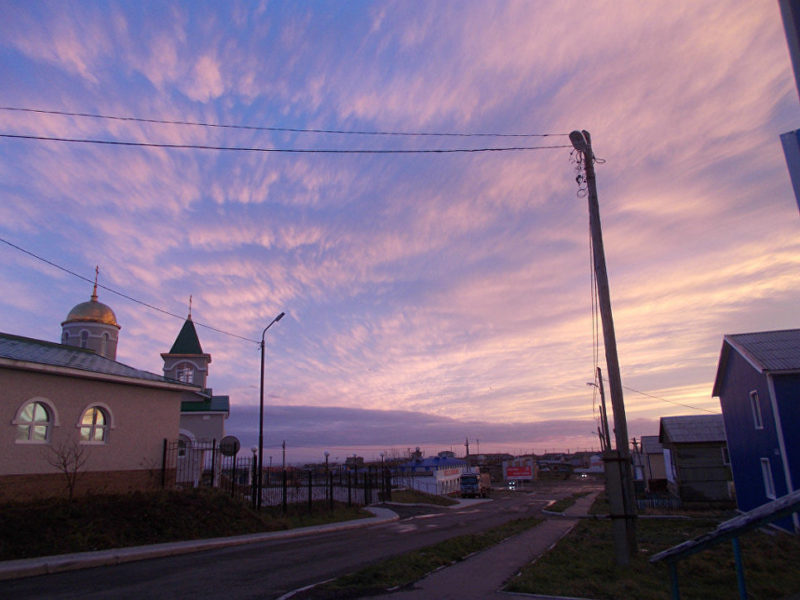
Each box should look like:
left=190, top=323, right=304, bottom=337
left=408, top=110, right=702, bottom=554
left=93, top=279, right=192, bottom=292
left=0, top=279, right=229, bottom=502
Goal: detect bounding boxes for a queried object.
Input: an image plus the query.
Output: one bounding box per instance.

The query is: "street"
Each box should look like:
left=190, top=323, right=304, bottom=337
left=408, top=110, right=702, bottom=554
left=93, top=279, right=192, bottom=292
left=0, top=479, right=599, bottom=599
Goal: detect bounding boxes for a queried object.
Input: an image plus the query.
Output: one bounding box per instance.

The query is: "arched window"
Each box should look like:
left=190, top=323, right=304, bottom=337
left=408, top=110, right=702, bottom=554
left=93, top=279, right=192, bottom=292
left=15, top=401, right=52, bottom=442
left=176, top=363, right=194, bottom=384
left=80, top=406, right=109, bottom=442
left=101, top=332, right=109, bottom=355
left=80, top=330, right=89, bottom=348
left=61, top=331, right=69, bottom=345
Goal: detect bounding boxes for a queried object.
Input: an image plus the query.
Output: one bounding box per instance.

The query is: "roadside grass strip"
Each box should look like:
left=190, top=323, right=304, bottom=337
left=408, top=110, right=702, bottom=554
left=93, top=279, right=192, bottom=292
left=505, top=516, right=800, bottom=599
left=311, top=516, right=542, bottom=598
left=387, top=489, right=459, bottom=506
left=0, top=490, right=370, bottom=561
left=544, top=491, right=591, bottom=514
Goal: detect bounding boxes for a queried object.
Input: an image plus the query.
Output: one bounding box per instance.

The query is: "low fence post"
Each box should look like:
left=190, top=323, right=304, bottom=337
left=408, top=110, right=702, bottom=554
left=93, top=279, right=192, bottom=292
left=252, top=456, right=257, bottom=508
left=307, top=470, right=313, bottom=513
left=329, top=471, right=334, bottom=510
left=230, top=455, right=235, bottom=498
left=161, top=438, right=168, bottom=489
left=210, top=439, right=217, bottom=488
left=282, top=469, right=288, bottom=514
left=347, top=472, right=352, bottom=507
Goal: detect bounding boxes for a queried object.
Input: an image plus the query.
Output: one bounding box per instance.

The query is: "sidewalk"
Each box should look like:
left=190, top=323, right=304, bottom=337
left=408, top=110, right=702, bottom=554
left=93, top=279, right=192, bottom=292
left=0, top=506, right=399, bottom=582
left=362, top=491, right=599, bottom=600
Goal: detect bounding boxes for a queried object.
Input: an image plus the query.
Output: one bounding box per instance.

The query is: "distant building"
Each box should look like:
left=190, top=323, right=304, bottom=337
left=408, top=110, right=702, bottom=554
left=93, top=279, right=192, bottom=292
left=713, top=329, right=800, bottom=532
left=659, top=414, right=732, bottom=504
left=640, top=435, right=667, bottom=493
left=398, top=455, right=467, bottom=495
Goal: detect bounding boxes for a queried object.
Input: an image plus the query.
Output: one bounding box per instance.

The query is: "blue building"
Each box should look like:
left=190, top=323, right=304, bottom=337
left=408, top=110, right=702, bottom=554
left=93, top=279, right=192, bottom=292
left=713, top=329, right=800, bottom=532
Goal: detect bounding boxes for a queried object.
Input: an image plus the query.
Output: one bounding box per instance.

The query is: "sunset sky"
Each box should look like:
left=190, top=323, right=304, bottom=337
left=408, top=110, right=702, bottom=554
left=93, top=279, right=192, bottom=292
left=1, top=1, right=798, bottom=464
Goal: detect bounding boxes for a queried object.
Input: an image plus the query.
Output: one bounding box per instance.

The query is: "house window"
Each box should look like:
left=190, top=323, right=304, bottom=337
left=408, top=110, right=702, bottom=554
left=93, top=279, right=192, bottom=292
left=176, top=364, right=194, bottom=384
left=761, top=458, right=776, bottom=499
left=750, top=391, right=763, bottom=430
left=80, top=406, right=109, bottom=443
left=16, top=401, right=52, bottom=442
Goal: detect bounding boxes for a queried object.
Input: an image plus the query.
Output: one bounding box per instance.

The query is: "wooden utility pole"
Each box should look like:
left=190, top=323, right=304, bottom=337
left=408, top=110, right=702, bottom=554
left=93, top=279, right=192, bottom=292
left=570, top=130, right=637, bottom=564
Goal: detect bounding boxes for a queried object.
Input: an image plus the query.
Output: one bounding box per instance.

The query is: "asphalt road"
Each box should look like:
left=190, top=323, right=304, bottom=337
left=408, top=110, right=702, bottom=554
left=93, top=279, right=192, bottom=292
left=0, top=479, right=598, bottom=600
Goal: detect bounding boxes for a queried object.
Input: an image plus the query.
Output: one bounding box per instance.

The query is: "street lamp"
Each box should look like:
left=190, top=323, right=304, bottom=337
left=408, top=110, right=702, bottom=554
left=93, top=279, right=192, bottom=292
left=257, top=311, right=285, bottom=511
left=250, top=446, right=258, bottom=507
left=380, top=452, right=386, bottom=500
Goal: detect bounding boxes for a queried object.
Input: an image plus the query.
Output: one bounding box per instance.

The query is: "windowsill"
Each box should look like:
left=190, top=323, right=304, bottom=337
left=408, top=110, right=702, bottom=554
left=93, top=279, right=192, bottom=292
left=14, top=439, right=49, bottom=445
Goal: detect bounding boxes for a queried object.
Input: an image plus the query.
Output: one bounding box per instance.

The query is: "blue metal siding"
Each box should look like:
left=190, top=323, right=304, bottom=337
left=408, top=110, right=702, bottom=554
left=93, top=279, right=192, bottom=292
left=773, top=373, right=800, bottom=489
left=718, top=350, right=786, bottom=513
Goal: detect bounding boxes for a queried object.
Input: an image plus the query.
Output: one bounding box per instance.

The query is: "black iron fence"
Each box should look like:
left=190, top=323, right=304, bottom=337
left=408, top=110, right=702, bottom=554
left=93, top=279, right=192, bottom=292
left=161, top=439, right=391, bottom=510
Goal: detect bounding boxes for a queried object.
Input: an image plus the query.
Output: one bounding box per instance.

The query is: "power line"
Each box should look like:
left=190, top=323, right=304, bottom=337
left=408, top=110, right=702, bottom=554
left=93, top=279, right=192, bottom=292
left=0, top=236, right=259, bottom=344
left=0, top=133, right=571, bottom=154
left=0, top=106, right=569, bottom=138
left=621, top=382, right=717, bottom=414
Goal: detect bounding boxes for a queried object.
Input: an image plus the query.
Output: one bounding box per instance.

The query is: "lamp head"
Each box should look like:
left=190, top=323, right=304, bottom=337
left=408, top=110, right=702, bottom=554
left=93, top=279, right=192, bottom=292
left=569, top=130, right=588, bottom=153
left=276, top=312, right=285, bottom=322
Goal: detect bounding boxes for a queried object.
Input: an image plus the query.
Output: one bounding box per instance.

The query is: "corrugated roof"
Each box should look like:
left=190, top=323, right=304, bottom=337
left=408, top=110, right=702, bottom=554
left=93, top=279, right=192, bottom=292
left=725, top=329, right=800, bottom=372
left=712, top=329, right=800, bottom=397
left=0, top=332, right=194, bottom=387
left=660, top=414, right=726, bottom=444
left=640, top=435, right=663, bottom=454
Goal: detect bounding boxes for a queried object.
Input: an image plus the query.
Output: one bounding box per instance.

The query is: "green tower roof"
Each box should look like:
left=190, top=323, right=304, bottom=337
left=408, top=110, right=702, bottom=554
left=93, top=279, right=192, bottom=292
left=168, top=318, right=204, bottom=355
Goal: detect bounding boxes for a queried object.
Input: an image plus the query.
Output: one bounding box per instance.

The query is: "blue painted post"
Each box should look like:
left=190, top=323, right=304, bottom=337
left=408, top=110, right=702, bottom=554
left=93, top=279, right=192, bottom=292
left=668, top=562, right=680, bottom=600
left=732, top=537, right=747, bottom=600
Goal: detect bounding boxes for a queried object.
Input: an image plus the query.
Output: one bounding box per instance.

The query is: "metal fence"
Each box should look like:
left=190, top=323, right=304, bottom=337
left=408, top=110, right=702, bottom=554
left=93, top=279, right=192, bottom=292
left=160, top=439, right=391, bottom=509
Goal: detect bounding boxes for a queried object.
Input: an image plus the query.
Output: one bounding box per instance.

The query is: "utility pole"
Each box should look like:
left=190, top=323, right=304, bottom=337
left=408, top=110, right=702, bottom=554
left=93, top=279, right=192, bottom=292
left=570, top=130, right=637, bottom=564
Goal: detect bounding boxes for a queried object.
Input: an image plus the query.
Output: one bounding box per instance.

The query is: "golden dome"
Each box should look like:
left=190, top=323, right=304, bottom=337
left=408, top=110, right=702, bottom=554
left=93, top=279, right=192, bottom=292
left=62, top=295, right=120, bottom=328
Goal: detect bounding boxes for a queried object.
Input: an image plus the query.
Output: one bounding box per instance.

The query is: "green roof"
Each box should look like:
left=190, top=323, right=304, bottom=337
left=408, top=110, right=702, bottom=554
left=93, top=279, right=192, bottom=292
left=181, top=395, right=229, bottom=414
left=168, top=318, right=204, bottom=355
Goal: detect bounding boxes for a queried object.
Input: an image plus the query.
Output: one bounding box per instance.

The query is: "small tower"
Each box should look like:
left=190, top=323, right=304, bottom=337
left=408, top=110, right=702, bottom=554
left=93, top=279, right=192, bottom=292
left=161, top=299, right=211, bottom=389
left=61, top=267, right=121, bottom=360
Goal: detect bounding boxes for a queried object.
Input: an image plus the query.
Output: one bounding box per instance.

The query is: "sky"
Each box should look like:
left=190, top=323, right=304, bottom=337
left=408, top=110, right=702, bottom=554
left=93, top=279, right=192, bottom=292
left=1, top=1, right=798, bottom=465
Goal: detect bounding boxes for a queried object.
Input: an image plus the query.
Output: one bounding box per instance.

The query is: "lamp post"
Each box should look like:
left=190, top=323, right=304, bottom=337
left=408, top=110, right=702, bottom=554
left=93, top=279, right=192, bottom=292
left=380, top=452, right=386, bottom=501
left=250, top=446, right=258, bottom=507
left=257, top=311, right=285, bottom=511
left=324, top=450, right=331, bottom=509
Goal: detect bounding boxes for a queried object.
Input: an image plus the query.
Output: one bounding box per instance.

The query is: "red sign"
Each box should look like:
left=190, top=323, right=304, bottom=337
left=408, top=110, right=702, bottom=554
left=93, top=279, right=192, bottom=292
left=506, top=466, right=532, bottom=478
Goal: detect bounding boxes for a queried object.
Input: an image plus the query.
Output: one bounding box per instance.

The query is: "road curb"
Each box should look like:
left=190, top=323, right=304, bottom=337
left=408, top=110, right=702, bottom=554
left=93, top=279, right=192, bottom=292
left=0, top=506, right=399, bottom=582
